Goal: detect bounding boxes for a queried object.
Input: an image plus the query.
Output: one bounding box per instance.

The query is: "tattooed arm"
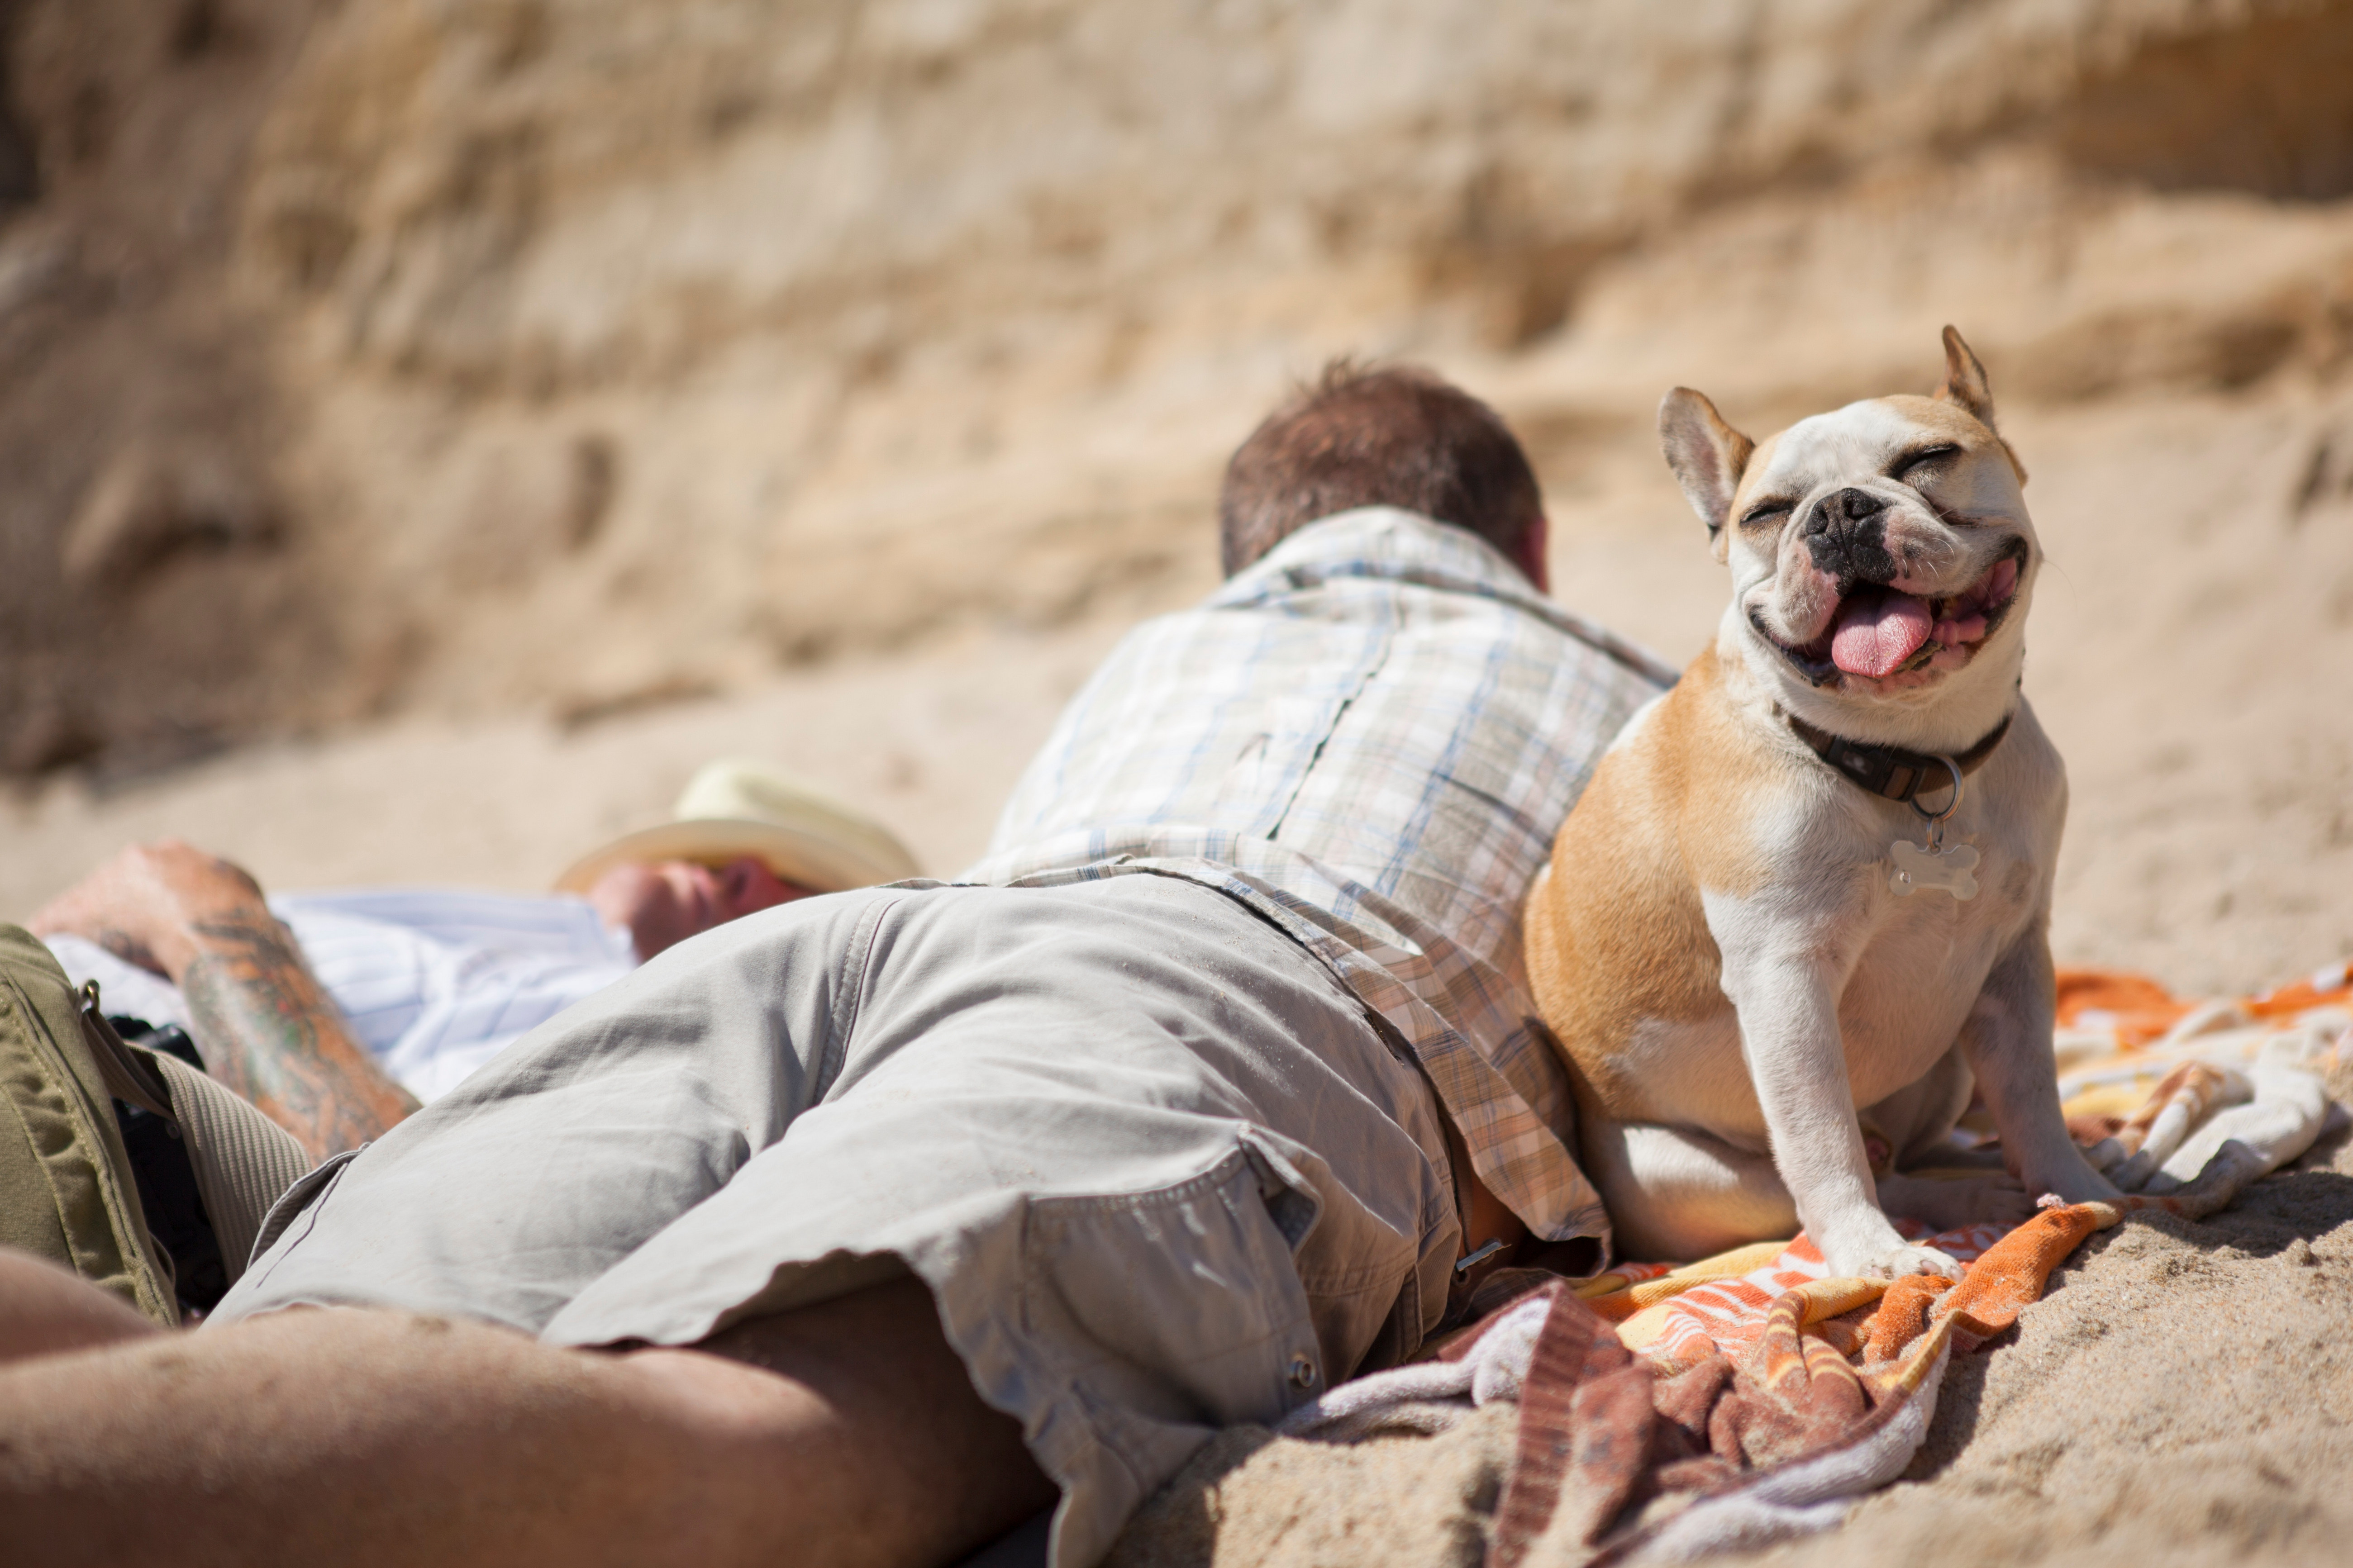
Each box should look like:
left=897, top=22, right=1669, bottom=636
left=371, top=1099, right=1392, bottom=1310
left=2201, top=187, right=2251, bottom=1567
left=175, top=909, right=420, bottom=1163
left=29, top=841, right=419, bottom=1164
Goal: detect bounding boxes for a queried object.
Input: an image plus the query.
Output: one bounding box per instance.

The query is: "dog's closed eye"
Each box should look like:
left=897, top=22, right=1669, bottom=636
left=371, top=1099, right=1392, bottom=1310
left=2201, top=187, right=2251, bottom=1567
left=1893, top=445, right=1960, bottom=483
left=1739, top=498, right=1794, bottom=528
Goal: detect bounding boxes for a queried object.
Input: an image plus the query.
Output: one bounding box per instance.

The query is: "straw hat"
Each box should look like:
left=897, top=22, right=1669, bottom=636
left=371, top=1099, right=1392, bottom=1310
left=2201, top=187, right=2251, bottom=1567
left=554, top=758, right=920, bottom=897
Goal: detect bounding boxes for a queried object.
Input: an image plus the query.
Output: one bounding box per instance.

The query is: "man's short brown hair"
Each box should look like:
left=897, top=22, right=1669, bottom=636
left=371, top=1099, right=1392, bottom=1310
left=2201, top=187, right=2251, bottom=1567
left=1217, top=361, right=1543, bottom=577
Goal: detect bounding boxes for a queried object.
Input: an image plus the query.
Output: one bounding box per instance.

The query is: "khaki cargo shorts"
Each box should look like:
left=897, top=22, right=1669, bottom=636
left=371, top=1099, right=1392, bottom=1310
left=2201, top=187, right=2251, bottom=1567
left=0, top=926, right=309, bottom=1325
left=215, top=873, right=1464, bottom=1568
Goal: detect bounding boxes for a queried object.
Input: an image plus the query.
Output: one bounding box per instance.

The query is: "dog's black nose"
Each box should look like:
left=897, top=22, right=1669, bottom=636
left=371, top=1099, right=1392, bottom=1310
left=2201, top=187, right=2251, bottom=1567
left=1802, top=488, right=1898, bottom=584
left=1806, top=488, right=1889, bottom=532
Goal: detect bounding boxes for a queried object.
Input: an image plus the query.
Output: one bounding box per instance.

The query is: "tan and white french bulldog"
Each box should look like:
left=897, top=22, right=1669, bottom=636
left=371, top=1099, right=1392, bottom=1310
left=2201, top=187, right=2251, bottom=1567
left=1526, top=328, right=2118, bottom=1280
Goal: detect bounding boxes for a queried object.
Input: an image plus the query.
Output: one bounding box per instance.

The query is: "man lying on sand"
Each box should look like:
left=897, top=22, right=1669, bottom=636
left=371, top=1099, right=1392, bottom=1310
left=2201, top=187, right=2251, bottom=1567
left=0, top=363, right=1673, bottom=1568
left=30, top=761, right=919, bottom=1160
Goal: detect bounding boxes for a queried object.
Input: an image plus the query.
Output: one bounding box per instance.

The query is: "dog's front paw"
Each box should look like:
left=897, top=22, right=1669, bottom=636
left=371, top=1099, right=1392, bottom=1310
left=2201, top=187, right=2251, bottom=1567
left=1864, top=1242, right=1965, bottom=1281
left=1831, top=1240, right=1965, bottom=1283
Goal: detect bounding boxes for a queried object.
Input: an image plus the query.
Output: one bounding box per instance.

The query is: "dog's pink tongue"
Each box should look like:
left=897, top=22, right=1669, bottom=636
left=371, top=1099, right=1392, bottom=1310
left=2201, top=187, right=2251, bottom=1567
left=1830, top=592, right=1933, bottom=677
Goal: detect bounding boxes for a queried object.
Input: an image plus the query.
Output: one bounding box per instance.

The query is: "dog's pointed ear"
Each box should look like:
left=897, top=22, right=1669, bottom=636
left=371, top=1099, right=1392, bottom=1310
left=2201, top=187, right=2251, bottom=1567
left=1659, top=387, right=1754, bottom=552
left=1934, top=325, right=1997, bottom=430
left=1934, top=325, right=2029, bottom=481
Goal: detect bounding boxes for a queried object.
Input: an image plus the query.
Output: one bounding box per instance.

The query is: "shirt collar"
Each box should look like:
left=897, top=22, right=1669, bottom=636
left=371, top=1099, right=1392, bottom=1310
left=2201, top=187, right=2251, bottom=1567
left=1215, top=506, right=1544, bottom=608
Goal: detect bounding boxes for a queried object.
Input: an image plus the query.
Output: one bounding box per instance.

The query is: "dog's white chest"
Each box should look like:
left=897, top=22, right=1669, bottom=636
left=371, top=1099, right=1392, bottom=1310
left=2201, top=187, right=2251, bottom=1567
left=1889, top=837, right=1978, bottom=899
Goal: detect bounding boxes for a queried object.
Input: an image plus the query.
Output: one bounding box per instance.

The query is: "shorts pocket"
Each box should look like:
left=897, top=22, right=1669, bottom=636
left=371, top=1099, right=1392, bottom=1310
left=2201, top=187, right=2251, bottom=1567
left=1019, top=1136, right=1324, bottom=1495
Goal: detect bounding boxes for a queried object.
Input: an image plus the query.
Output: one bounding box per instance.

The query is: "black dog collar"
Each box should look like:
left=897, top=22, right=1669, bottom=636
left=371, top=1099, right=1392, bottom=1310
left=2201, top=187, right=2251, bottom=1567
left=1785, top=711, right=2012, bottom=807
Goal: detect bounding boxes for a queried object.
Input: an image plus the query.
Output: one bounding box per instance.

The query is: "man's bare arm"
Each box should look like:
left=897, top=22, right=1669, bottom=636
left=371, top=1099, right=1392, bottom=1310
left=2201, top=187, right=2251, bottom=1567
left=30, top=841, right=419, bottom=1164
left=175, top=907, right=419, bottom=1163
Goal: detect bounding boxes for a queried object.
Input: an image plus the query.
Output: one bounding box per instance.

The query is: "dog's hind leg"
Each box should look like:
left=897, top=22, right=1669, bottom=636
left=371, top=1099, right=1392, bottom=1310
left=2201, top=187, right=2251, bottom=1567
left=1868, top=1046, right=2033, bottom=1230
left=1579, top=1114, right=1800, bottom=1263
left=1865, top=1044, right=1977, bottom=1169
left=1876, top=1171, right=2033, bottom=1231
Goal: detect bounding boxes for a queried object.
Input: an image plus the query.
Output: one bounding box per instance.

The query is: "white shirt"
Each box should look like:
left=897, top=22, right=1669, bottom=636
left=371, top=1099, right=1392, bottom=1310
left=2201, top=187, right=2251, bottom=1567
left=47, top=889, right=639, bottom=1104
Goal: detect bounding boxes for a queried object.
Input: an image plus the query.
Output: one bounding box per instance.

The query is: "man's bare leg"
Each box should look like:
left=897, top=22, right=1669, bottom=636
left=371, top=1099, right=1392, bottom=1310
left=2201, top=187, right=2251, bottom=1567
left=0, top=1252, right=162, bottom=1365
left=0, top=1259, right=1053, bottom=1568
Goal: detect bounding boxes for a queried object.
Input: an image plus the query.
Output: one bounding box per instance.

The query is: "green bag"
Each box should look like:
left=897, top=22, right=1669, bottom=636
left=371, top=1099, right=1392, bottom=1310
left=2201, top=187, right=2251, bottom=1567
left=0, top=926, right=310, bottom=1325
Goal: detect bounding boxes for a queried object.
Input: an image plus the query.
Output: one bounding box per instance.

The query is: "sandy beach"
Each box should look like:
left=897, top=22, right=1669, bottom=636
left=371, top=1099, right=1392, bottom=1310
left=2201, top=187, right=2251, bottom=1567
left=3, top=3, right=2351, bottom=1562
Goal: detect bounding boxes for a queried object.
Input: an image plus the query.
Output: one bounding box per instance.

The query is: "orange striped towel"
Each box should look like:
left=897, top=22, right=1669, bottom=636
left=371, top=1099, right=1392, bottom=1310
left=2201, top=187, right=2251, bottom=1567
left=2052, top=961, right=2348, bottom=1126
left=1475, top=1166, right=2291, bottom=1563
left=1606, top=1221, right=2008, bottom=1373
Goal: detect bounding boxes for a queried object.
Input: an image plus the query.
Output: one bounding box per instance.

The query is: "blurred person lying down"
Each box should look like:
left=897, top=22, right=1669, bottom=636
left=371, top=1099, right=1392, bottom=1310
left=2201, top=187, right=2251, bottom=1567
left=31, top=760, right=919, bottom=1160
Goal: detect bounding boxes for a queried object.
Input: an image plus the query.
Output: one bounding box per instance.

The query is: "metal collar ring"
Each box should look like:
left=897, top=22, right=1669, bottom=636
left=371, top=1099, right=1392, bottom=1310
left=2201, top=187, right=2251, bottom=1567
left=1908, top=755, right=1967, bottom=822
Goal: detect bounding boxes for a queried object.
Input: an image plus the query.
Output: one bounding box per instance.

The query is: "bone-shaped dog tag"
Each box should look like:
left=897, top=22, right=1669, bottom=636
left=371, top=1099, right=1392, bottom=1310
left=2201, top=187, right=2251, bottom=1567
left=1890, top=838, right=1979, bottom=899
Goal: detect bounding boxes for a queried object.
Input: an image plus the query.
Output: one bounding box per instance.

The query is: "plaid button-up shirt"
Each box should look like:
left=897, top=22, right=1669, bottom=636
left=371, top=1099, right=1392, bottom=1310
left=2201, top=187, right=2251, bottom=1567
left=963, top=507, right=1676, bottom=1246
